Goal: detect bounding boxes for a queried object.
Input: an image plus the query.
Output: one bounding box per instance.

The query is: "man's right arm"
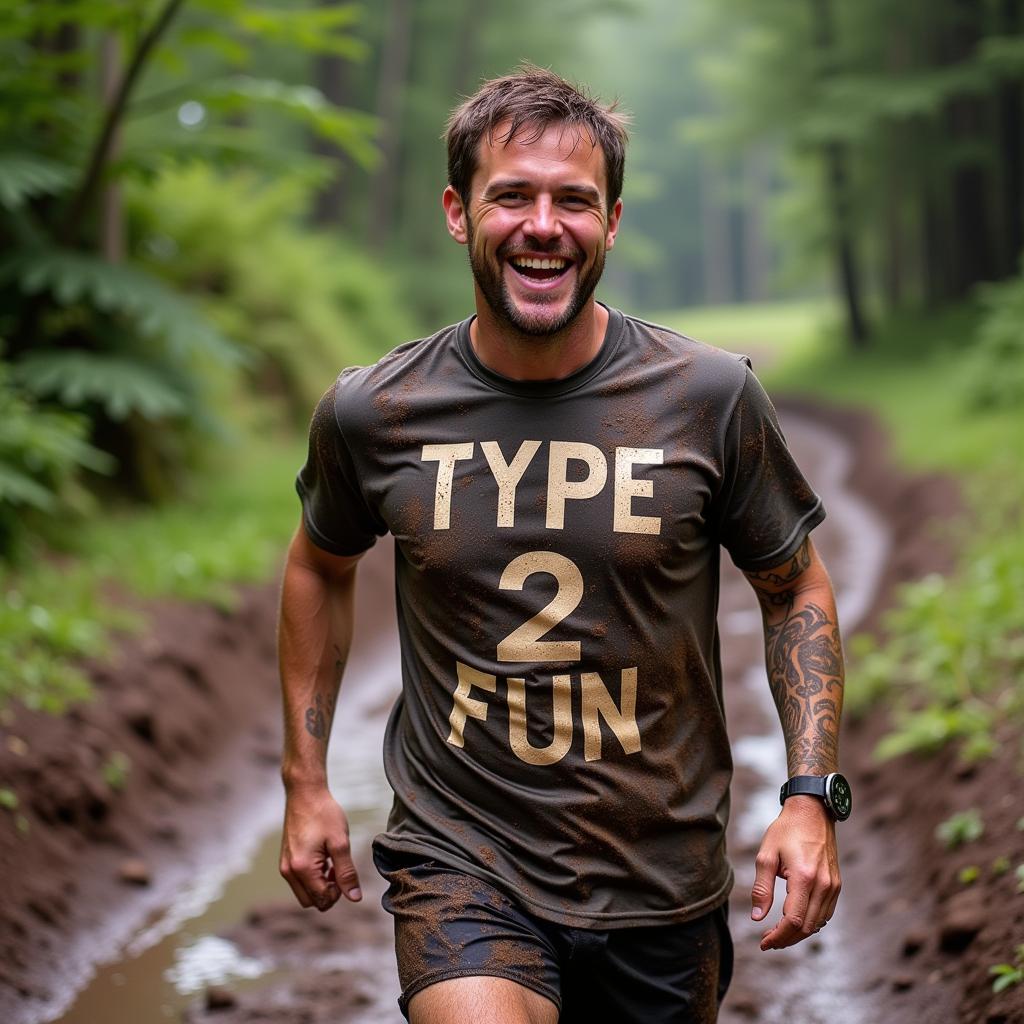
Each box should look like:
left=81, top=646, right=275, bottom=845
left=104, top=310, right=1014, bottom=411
left=277, top=521, right=366, bottom=911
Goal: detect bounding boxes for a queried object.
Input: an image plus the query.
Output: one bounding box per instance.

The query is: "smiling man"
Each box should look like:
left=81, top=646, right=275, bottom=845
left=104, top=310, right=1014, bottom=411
left=277, top=65, right=848, bottom=1024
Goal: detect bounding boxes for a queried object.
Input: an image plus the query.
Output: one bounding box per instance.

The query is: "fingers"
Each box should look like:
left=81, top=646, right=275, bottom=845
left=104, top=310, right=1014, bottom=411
left=280, top=845, right=342, bottom=912
left=750, top=846, right=779, bottom=924
left=760, top=865, right=841, bottom=950
left=327, top=834, right=362, bottom=903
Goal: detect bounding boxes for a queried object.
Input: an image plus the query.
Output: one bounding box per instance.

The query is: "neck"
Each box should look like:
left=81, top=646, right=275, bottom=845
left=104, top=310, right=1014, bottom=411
left=469, top=295, right=608, bottom=382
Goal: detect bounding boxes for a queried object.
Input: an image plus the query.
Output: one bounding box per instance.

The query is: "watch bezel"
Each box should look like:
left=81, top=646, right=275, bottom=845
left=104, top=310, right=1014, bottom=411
left=823, top=772, right=852, bottom=821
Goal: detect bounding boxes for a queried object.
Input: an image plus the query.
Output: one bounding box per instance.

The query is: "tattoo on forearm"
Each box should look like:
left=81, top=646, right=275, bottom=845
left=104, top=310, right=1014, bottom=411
left=304, top=691, right=337, bottom=743
left=743, top=541, right=844, bottom=775
left=764, top=603, right=842, bottom=774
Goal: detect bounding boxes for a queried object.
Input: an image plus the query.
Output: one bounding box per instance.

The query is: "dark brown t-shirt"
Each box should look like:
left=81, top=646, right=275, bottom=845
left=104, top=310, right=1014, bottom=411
left=296, top=306, right=825, bottom=928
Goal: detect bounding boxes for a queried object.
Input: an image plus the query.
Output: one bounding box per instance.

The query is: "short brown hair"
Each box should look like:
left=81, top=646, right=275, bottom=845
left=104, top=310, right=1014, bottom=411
left=445, top=63, right=629, bottom=208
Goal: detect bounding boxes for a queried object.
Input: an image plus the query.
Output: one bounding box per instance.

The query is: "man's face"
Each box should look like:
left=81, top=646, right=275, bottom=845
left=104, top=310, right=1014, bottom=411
left=444, top=122, right=622, bottom=337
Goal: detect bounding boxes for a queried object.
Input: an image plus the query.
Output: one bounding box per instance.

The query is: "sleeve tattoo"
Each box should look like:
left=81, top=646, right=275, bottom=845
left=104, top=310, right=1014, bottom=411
left=743, top=539, right=844, bottom=775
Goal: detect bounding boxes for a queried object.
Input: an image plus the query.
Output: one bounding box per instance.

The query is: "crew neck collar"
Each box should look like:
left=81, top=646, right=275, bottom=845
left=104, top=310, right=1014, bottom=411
left=456, top=304, right=624, bottom=398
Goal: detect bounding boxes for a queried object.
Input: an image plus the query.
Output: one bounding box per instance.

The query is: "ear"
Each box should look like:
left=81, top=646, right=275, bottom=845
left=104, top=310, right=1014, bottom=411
left=443, top=185, right=469, bottom=245
left=604, top=197, right=623, bottom=251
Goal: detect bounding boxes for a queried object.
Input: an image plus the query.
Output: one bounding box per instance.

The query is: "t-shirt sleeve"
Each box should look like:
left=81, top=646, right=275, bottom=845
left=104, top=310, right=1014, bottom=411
left=715, top=365, right=825, bottom=571
left=295, top=379, right=386, bottom=556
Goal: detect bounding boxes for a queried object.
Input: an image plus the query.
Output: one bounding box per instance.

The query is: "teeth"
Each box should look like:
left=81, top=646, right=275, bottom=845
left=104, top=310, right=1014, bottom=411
left=512, top=257, right=568, bottom=270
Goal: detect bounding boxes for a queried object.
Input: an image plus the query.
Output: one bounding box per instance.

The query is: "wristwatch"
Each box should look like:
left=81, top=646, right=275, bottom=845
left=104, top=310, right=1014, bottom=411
left=779, top=773, right=852, bottom=822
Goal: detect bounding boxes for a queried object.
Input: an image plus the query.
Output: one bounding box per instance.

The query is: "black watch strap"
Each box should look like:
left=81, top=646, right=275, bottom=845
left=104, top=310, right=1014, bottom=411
left=780, top=776, right=827, bottom=802
left=780, top=773, right=852, bottom=821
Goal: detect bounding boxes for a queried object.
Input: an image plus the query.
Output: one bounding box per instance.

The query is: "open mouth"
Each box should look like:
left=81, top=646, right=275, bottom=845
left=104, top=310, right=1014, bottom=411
left=507, top=255, right=573, bottom=283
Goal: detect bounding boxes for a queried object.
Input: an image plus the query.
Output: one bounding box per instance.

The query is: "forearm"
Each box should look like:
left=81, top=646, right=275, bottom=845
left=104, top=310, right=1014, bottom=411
left=746, top=541, right=845, bottom=776
left=277, top=540, right=357, bottom=791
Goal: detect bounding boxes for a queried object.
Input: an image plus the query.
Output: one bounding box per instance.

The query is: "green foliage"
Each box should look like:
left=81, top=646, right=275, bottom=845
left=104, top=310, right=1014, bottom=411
left=763, top=306, right=1024, bottom=765
left=0, top=564, right=139, bottom=713
left=989, top=945, right=1024, bottom=994
left=965, top=269, right=1024, bottom=411
left=1017, top=864, right=1024, bottom=895
left=0, top=362, right=113, bottom=558
left=0, top=249, right=242, bottom=366
left=0, top=789, right=17, bottom=811
left=935, top=809, right=985, bottom=849
left=0, top=152, right=75, bottom=210
left=101, top=751, right=131, bottom=791
left=132, top=165, right=414, bottom=418
left=992, top=856, right=1011, bottom=877
left=958, top=865, right=980, bottom=885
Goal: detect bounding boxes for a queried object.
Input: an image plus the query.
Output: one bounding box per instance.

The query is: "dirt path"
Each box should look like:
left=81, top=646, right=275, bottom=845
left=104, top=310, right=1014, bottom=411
left=3, top=401, right=1019, bottom=1024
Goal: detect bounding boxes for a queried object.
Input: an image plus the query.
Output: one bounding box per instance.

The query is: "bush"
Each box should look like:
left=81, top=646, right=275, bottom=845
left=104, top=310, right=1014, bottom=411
left=0, top=359, right=113, bottom=559
left=132, top=165, right=416, bottom=424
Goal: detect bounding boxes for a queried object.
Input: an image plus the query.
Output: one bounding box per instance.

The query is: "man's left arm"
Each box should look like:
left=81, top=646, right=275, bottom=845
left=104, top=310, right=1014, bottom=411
left=742, top=535, right=844, bottom=951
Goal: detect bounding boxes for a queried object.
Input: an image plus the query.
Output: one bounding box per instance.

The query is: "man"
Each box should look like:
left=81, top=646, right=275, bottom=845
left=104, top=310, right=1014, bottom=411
left=278, top=66, right=847, bottom=1024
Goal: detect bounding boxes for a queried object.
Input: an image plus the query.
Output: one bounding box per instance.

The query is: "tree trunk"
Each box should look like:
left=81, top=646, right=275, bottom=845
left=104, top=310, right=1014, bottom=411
left=368, top=0, right=413, bottom=252
left=997, top=0, right=1024, bottom=276
left=742, top=150, right=771, bottom=303
left=450, top=0, right=488, bottom=99
left=99, top=33, right=124, bottom=264
left=310, top=1, right=352, bottom=227
left=812, top=0, right=869, bottom=345
left=699, top=155, right=731, bottom=306
left=946, top=0, right=997, bottom=296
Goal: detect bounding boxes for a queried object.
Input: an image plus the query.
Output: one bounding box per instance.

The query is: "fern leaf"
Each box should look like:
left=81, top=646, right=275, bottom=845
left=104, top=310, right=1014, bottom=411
left=0, top=152, right=76, bottom=210
left=0, top=463, right=56, bottom=510
left=0, top=249, right=245, bottom=366
left=12, top=351, right=190, bottom=421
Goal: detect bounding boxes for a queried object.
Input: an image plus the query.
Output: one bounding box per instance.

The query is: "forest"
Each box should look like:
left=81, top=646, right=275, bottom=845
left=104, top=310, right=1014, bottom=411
left=1, top=2, right=1023, bottom=1023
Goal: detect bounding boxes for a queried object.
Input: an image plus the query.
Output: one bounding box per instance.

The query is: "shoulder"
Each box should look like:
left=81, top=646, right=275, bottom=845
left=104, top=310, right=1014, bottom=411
left=620, top=311, right=753, bottom=404
left=325, top=320, right=465, bottom=426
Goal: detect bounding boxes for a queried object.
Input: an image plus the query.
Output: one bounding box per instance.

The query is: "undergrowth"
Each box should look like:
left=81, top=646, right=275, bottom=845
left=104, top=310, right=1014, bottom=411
left=0, top=421, right=305, bottom=714
left=761, top=302, right=1024, bottom=770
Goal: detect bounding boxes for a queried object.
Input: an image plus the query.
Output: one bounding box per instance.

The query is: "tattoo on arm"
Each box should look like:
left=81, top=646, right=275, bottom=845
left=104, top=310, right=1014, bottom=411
left=743, top=540, right=844, bottom=776
left=304, top=644, right=343, bottom=742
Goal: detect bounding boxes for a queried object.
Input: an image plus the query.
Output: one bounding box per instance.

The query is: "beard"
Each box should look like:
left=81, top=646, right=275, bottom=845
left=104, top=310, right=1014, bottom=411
left=466, top=220, right=606, bottom=337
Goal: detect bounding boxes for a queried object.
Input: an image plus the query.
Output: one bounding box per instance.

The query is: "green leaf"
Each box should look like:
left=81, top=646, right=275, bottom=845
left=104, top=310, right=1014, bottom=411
left=0, top=249, right=244, bottom=366
left=231, top=4, right=366, bottom=58
left=935, top=809, right=985, bottom=849
left=197, top=76, right=379, bottom=169
left=12, top=351, right=189, bottom=421
left=0, top=463, right=56, bottom=510
left=0, top=788, right=18, bottom=810
left=0, top=152, right=75, bottom=210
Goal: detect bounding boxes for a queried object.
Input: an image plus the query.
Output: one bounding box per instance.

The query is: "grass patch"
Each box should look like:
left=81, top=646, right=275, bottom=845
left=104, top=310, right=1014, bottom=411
left=648, top=299, right=835, bottom=366
left=1, top=422, right=306, bottom=714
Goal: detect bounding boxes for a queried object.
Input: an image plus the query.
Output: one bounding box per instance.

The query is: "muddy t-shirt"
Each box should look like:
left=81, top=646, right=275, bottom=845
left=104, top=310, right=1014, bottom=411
left=296, top=306, right=825, bottom=928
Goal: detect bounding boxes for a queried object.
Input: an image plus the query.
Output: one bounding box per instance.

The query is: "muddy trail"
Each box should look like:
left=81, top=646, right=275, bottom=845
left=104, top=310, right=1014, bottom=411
left=2, top=403, right=1020, bottom=1024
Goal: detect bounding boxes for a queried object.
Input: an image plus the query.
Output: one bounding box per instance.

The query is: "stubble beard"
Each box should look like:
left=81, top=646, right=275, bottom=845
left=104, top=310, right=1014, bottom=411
left=465, top=218, right=606, bottom=338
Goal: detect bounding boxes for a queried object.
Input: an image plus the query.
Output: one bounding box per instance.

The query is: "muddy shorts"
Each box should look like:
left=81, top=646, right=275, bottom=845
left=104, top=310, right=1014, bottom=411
left=374, top=845, right=733, bottom=1022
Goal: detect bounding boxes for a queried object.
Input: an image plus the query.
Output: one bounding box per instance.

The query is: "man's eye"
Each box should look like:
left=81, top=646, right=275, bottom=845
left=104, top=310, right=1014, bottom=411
left=498, top=192, right=527, bottom=202
left=561, top=196, right=589, bottom=206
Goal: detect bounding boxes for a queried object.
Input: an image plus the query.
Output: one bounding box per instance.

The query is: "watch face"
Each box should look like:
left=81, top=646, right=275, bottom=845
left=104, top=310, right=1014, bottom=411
left=828, top=774, right=852, bottom=820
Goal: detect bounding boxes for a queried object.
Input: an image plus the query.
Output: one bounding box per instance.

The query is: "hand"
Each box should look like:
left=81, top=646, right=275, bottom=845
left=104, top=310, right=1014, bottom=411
left=750, top=795, right=841, bottom=950
left=279, top=786, right=362, bottom=912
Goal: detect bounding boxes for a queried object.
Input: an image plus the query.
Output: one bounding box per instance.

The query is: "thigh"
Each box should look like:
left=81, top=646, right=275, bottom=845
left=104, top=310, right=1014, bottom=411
left=560, top=903, right=733, bottom=1024
left=374, top=845, right=563, bottom=1021
left=408, top=976, right=558, bottom=1024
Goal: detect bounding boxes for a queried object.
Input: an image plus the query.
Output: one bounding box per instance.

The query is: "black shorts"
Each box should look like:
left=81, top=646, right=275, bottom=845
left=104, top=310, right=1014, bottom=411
left=374, top=845, right=734, bottom=1022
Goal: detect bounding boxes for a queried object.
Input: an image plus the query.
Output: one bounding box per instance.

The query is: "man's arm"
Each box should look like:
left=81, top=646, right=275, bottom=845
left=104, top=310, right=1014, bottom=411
left=277, top=522, right=366, bottom=912
left=742, top=536, right=844, bottom=950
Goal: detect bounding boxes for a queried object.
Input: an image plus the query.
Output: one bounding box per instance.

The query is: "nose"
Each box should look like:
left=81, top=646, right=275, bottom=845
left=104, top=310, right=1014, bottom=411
left=523, top=195, right=563, bottom=244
